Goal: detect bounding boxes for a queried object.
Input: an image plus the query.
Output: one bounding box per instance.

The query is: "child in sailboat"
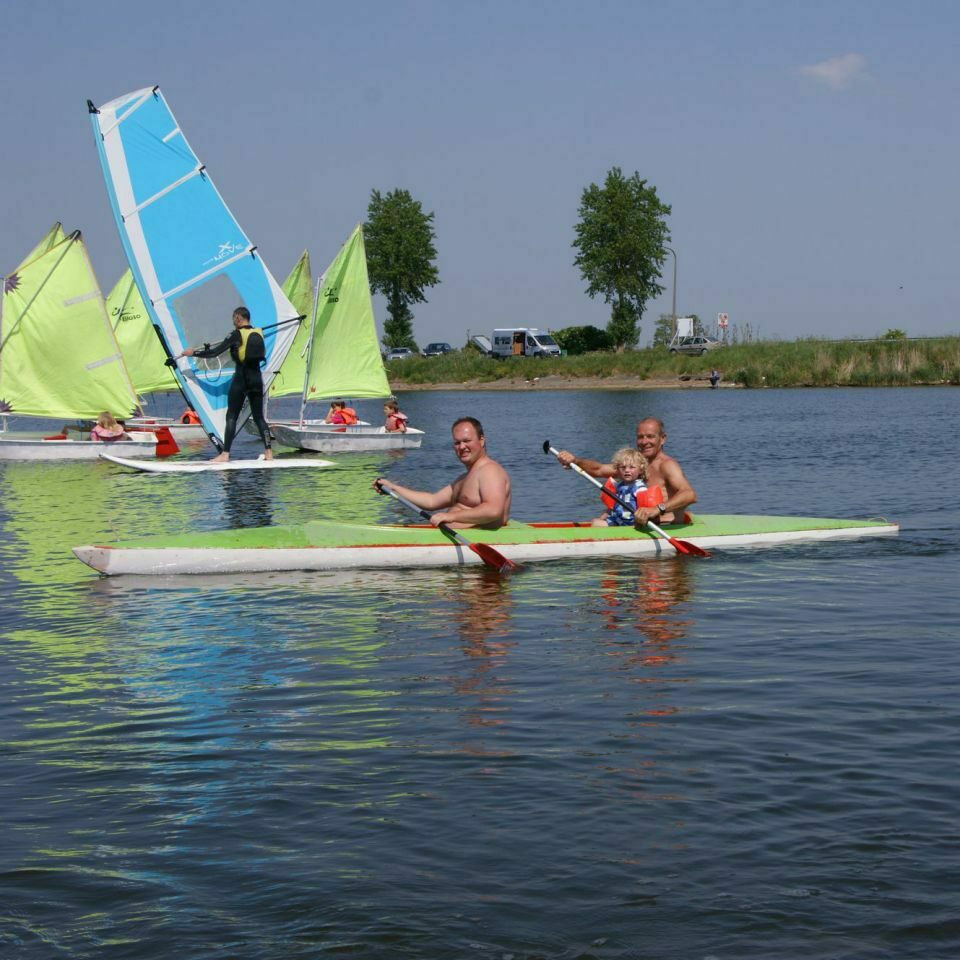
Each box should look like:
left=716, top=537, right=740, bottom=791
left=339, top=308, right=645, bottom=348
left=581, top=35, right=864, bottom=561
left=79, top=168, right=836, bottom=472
left=383, top=399, right=409, bottom=433
left=89, top=411, right=128, bottom=442
left=325, top=400, right=359, bottom=425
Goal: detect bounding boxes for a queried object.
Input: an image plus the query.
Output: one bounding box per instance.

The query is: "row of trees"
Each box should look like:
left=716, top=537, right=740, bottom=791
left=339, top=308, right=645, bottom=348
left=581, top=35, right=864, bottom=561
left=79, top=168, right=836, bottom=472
left=365, top=167, right=673, bottom=351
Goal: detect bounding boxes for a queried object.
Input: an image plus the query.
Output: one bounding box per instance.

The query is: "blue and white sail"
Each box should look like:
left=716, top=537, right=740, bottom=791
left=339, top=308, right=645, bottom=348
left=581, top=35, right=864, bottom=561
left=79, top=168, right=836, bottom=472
left=88, top=86, right=301, bottom=447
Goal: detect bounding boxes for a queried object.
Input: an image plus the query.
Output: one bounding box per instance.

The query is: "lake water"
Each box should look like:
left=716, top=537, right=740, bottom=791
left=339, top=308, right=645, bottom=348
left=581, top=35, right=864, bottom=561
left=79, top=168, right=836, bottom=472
left=1, top=386, right=956, bottom=959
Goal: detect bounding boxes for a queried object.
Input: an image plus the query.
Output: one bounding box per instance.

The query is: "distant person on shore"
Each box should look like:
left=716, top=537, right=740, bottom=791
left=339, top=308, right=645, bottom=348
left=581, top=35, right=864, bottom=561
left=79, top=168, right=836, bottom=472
left=374, top=416, right=511, bottom=529
left=591, top=447, right=657, bottom=527
left=89, top=411, right=127, bottom=442
left=170, top=306, right=272, bottom=462
left=558, top=417, right=696, bottom=524
left=383, top=399, right=409, bottom=433
left=710, top=369, right=720, bottom=389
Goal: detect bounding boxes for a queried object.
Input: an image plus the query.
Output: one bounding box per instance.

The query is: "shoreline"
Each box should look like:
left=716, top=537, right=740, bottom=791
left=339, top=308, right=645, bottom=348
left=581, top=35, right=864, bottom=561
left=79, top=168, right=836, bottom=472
left=391, top=374, right=735, bottom=392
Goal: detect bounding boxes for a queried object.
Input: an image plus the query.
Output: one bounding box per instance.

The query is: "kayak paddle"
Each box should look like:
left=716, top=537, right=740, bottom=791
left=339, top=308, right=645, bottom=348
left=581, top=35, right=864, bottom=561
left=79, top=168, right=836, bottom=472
left=542, top=440, right=710, bottom=558
left=375, top=481, right=517, bottom=573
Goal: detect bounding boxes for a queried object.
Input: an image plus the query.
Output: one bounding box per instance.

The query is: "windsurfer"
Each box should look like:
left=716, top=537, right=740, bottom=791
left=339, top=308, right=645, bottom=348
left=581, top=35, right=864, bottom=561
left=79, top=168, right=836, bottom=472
left=557, top=416, right=696, bottom=524
left=172, top=307, right=272, bottom=462
left=374, top=416, right=511, bottom=529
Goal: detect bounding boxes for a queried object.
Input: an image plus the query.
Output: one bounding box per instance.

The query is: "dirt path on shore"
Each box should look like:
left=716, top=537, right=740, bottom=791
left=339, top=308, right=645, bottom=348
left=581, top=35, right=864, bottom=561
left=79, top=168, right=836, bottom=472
left=391, top=373, right=737, bottom=391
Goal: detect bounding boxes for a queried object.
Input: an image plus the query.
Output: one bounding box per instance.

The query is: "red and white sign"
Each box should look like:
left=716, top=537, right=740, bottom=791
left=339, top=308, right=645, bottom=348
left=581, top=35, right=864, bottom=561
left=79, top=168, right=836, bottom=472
left=717, top=312, right=729, bottom=328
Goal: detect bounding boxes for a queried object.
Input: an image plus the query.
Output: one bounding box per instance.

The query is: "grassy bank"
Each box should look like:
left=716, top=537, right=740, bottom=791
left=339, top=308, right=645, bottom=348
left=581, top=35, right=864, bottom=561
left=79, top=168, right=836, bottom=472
left=390, top=337, right=960, bottom=388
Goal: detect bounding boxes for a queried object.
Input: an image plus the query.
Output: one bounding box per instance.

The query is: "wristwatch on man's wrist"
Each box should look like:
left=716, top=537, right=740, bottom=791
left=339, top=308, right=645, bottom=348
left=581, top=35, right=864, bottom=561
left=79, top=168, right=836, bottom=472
left=656, top=502, right=667, bottom=515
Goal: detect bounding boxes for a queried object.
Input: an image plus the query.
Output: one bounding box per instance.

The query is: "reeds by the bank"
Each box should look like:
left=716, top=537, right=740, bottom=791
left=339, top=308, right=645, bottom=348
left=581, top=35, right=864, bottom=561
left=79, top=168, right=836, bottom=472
left=390, top=337, right=960, bottom=387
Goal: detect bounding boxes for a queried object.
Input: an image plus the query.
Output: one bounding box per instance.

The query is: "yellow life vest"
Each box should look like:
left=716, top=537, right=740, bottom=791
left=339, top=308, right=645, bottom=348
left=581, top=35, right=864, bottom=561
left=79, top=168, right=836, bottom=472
left=237, top=326, right=265, bottom=363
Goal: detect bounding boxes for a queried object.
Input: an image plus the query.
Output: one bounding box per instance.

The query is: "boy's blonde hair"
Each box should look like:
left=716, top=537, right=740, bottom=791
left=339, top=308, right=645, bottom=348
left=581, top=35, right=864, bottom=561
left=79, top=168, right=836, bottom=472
left=611, top=446, right=648, bottom=478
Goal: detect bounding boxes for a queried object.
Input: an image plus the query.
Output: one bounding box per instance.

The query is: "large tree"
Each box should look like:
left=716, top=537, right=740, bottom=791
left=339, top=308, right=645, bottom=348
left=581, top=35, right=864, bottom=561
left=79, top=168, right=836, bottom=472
left=364, top=188, right=440, bottom=350
left=573, top=168, right=671, bottom=349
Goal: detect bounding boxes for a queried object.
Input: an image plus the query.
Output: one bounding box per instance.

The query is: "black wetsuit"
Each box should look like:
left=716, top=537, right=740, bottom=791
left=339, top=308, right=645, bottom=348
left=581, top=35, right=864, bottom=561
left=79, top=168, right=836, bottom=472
left=193, top=327, right=270, bottom=453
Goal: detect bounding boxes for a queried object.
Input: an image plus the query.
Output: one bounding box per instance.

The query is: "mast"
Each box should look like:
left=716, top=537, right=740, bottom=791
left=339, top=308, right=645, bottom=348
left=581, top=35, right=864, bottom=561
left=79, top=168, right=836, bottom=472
left=298, top=275, right=324, bottom=427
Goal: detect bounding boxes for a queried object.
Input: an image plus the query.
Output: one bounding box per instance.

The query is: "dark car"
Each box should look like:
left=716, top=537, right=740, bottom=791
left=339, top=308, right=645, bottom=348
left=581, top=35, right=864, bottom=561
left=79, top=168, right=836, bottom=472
left=421, top=342, right=453, bottom=358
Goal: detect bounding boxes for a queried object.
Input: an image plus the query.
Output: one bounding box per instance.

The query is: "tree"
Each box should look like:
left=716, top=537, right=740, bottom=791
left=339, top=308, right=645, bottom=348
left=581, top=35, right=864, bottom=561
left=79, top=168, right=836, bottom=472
left=572, top=168, right=671, bottom=350
left=652, top=313, right=675, bottom=348
left=552, top=325, right=614, bottom=355
left=364, top=189, right=440, bottom=350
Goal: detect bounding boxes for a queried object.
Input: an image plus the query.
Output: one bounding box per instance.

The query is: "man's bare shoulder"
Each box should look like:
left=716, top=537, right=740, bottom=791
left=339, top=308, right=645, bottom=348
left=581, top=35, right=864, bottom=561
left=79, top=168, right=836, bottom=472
left=475, top=456, right=510, bottom=481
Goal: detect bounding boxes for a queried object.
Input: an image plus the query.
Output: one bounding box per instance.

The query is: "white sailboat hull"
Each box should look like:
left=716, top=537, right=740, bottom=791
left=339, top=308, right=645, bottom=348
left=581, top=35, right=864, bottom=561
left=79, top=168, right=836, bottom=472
left=126, top=417, right=208, bottom=443
left=0, top=432, right=158, bottom=461
left=270, top=422, right=425, bottom=452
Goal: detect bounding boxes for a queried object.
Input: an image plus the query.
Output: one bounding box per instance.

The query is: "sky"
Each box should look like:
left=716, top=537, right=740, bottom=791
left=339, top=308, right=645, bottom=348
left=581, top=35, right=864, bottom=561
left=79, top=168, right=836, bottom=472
left=2, top=0, right=957, bottom=347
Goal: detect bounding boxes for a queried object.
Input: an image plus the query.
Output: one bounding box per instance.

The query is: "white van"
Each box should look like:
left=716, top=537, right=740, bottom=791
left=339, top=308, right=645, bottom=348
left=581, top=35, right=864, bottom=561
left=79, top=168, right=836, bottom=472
left=490, top=328, right=561, bottom=358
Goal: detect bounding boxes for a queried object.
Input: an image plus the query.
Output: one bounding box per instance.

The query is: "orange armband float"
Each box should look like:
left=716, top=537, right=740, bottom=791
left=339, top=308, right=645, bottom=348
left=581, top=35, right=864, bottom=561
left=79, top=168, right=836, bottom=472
left=600, top=482, right=664, bottom=509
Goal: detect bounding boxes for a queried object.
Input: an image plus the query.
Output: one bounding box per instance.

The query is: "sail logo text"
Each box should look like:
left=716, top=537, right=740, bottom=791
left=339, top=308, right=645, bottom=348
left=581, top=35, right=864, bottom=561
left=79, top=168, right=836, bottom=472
left=204, top=242, right=244, bottom=266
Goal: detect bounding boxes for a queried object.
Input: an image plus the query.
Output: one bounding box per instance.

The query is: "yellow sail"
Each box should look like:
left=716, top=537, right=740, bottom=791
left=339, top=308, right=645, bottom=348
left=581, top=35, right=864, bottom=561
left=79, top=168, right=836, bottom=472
left=0, top=231, right=139, bottom=419
left=269, top=251, right=314, bottom=398
left=106, top=270, right=178, bottom=396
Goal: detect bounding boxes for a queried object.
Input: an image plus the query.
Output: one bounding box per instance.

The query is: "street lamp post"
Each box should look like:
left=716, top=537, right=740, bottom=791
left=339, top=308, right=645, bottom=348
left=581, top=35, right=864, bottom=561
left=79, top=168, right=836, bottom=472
left=664, top=245, right=677, bottom=336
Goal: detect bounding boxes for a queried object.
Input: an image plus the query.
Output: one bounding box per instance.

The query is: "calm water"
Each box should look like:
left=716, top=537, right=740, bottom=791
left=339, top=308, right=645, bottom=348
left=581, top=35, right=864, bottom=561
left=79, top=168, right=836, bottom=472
left=1, top=387, right=957, bottom=959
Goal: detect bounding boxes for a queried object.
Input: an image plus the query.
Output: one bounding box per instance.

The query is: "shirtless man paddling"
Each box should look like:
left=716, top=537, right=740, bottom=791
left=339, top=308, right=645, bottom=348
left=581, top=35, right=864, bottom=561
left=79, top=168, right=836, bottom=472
left=558, top=416, right=696, bottom=524
left=374, top=417, right=511, bottom=529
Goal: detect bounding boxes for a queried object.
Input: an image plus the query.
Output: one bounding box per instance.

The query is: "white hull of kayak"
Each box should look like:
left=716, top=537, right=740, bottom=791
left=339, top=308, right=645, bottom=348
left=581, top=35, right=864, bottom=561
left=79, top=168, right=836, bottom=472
left=74, top=518, right=899, bottom=576
left=100, top=453, right=337, bottom=473
left=271, top=422, right=424, bottom=452
left=0, top=432, right=158, bottom=461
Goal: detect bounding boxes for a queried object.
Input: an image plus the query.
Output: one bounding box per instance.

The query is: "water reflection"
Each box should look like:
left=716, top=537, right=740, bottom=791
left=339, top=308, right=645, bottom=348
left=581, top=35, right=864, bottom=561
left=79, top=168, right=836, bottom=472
left=590, top=557, right=695, bottom=728
left=217, top=470, right=275, bottom=528
left=594, top=556, right=694, bottom=644
left=447, top=569, right=516, bottom=731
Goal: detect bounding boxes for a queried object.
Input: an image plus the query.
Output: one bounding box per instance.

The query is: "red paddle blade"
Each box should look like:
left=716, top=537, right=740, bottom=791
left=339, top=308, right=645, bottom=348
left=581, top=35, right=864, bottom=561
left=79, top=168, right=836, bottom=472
left=470, top=542, right=517, bottom=572
left=667, top=536, right=711, bottom=558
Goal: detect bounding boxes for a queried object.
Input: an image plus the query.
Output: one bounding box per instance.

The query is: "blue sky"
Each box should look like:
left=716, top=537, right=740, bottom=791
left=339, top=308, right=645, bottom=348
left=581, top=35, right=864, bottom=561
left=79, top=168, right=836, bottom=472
left=2, top=0, right=957, bottom=346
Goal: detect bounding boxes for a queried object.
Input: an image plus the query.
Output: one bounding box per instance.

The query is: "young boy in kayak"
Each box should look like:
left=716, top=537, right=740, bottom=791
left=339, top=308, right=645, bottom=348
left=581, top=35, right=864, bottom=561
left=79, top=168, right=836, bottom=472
left=558, top=417, right=696, bottom=525
left=590, top=448, right=657, bottom=527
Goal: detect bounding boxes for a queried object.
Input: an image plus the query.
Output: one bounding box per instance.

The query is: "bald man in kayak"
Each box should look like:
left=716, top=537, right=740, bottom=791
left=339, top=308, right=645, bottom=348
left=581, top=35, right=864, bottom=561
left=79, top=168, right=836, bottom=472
left=374, top=416, right=511, bottom=529
left=557, top=416, right=696, bottom=524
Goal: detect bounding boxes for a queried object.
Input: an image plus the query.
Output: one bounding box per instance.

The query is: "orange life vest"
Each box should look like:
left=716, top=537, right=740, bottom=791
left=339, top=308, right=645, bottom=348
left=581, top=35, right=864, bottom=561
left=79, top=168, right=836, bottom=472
left=179, top=409, right=201, bottom=424
left=339, top=407, right=359, bottom=425
left=601, top=479, right=663, bottom=510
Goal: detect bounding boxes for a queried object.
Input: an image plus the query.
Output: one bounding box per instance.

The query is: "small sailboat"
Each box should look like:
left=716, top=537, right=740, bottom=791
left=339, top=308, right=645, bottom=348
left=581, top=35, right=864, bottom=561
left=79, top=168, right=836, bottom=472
left=104, top=269, right=206, bottom=443
left=267, top=225, right=424, bottom=453
left=0, top=226, right=169, bottom=460
left=88, top=86, right=306, bottom=465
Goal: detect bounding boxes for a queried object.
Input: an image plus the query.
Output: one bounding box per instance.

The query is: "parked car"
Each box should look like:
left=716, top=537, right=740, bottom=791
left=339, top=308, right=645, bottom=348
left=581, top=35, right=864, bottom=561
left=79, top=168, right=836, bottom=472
left=421, top=342, right=453, bottom=357
left=668, top=336, right=720, bottom=356
left=386, top=346, right=415, bottom=361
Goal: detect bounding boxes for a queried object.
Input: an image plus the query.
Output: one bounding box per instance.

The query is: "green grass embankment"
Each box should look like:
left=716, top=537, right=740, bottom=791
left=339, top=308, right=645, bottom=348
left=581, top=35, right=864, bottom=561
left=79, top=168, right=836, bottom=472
left=390, top=337, right=960, bottom=388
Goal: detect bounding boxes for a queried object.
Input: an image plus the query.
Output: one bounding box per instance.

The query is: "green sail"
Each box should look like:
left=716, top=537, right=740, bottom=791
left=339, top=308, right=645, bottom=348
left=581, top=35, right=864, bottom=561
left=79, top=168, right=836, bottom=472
left=269, top=250, right=314, bottom=398
left=13, top=222, right=67, bottom=272
left=0, top=231, right=139, bottom=419
left=304, top=226, right=391, bottom=402
left=106, top=269, right=178, bottom=396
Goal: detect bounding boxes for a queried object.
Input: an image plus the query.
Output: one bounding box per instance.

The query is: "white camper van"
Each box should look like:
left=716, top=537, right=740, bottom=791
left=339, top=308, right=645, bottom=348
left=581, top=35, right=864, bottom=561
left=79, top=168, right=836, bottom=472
left=490, top=328, right=561, bottom=358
